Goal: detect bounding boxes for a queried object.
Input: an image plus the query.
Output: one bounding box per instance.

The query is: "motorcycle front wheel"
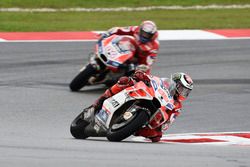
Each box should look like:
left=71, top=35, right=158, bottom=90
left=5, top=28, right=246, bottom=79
left=69, top=64, right=96, bottom=91
left=106, top=109, right=149, bottom=142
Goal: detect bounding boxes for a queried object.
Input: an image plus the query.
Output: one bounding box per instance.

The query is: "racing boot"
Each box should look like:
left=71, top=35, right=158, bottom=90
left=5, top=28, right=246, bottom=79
left=92, top=94, right=109, bottom=113
left=79, top=95, right=108, bottom=123
left=81, top=105, right=96, bottom=122
left=91, top=87, right=115, bottom=113
left=81, top=93, right=109, bottom=122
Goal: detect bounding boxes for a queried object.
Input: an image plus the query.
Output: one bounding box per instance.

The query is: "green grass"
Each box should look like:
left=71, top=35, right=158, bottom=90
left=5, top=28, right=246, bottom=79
left=0, top=0, right=250, bottom=31
left=0, top=0, right=250, bottom=8
left=0, top=9, right=250, bottom=32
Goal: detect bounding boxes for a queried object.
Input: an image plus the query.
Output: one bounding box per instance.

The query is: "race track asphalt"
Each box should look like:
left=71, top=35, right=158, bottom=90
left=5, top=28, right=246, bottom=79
left=0, top=39, right=250, bottom=167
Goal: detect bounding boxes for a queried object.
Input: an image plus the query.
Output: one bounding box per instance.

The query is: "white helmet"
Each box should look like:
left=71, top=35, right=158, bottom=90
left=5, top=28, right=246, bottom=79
left=169, top=72, right=193, bottom=101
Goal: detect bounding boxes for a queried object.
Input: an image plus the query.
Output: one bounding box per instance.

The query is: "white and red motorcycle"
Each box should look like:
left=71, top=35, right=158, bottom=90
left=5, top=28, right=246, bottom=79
left=69, top=35, right=137, bottom=91
left=70, top=75, right=175, bottom=142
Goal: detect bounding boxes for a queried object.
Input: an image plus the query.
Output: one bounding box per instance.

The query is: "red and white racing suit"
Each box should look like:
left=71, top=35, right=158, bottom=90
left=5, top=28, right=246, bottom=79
left=93, top=71, right=182, bottom=142
left=103, top=26, right=160, bottom=73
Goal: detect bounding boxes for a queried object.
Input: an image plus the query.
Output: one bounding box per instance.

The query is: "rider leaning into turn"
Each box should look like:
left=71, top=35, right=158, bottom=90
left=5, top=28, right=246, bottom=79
left=88, top=70, right=194, bottom=142
left=99, top=20, right=159, bottom=73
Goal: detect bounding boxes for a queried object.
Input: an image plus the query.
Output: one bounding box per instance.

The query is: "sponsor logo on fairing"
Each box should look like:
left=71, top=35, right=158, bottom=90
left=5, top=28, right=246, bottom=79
left=151, top=80, right=158, bottom=91
left=107, top=60, right=120, bottom=67
left=96, top=109, right=109, bottom=123
left=111, top=99, right=120, bottom=108
left=111, top=61, right=120, bottom=67
left=166, top=103, right=174, bottom=110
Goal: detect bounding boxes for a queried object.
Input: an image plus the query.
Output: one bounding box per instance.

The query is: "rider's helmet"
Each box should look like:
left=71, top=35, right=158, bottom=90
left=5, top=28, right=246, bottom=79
left=138, top=20, right=158, bottom=43
left=168, top=72, right=194, bottom=101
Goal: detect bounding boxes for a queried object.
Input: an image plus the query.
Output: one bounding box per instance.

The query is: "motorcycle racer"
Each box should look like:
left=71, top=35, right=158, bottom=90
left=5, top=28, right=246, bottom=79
left=98, top=20, right=159, bottom=73
left=86, top=71, right=193, bottom=142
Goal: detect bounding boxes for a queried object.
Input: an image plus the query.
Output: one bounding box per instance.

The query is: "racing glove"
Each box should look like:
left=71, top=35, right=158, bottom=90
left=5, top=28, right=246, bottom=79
left=132, top=70, right=151, bottom=86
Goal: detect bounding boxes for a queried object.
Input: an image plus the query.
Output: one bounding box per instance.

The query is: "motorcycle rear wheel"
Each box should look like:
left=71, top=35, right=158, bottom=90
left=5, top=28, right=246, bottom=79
left=69, top=64, right=96, bottom=91
left=106, top=109, right=149, bottom=142
left=70, top=111, right=90, bottom=139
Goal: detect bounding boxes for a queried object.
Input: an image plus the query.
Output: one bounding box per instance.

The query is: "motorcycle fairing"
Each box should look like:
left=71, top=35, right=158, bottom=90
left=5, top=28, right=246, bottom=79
left=96, top=77, right=175, bottom=129
left=150, top=76, right=175, bottom=111
left=96, top=35, right=136, bottom=70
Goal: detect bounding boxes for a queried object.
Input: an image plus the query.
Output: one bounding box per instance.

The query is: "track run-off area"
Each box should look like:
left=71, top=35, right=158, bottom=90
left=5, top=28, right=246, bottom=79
left=0, top=31, right=250, bottom=166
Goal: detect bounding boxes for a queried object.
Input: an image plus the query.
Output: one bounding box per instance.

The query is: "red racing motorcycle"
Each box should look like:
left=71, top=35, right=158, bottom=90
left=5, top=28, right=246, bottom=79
left=69, top=35, right=137, bottom=91
left=70, top=75, right=175, bottom=142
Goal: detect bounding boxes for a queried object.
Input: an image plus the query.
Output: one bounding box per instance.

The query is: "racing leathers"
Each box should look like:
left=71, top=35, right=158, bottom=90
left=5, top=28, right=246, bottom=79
left=99, top=26, right=159, bottom=73
left=92, top=70, right=182, bottom=142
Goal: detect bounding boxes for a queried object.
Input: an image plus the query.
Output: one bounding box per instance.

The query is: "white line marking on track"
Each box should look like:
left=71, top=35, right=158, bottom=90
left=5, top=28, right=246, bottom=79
left=2, top=38, right=250, bottom=43
left=2, top=40, right=97, bottom=42
left=158, top=30, right=226, bottom=40
left=1, top=5, right=250, bottom=12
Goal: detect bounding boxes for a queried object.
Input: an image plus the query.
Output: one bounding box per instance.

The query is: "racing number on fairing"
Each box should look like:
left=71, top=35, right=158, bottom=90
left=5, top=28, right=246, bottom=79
left=151, top=80, right=158, bottom=90
left=106, top=45, right=119, bottom=59
left=111, top=99, right=120, bottom=108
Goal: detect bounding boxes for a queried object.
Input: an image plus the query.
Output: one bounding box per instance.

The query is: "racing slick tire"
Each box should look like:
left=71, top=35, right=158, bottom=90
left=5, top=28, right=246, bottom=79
left=70, top=111, right=90, bottom=139
left=69, top=64, right=96, bottom=91
left=107, top=109, right=149, bottom=142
